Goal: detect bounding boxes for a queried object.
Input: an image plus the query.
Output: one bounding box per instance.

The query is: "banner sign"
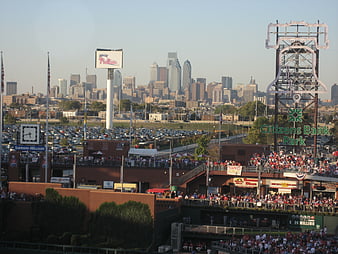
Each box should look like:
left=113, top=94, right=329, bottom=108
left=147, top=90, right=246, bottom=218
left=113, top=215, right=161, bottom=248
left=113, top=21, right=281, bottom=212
left=227, top=165, right=242, bottom=175
left=95, top=49, right=123, bottom=69
left=266, top=179, right=298, bottom=189
left=233, top=178, right=258, bottom=187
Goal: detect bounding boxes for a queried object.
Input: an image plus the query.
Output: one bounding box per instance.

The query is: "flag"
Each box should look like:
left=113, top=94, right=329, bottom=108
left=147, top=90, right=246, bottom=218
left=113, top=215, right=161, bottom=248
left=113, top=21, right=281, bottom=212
left=1, top=51, right=4, bottom=93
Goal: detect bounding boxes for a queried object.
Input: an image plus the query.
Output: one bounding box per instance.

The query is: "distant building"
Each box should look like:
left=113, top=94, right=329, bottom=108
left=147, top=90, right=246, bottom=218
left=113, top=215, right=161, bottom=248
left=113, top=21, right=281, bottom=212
left=182, top=60, right=192, bottom=93
left=191, top=81, right=206, bottom=101
left=158, top=67, right=168, bottom=87
left=58, top=79, right=67, bottom=97
left=150, top=62, right=159, bottom=82
left=70, top=74, right=80, bottom=86
left=167, top=52, right=181, bottom=94
left=221, top=76, right=233, bottom=89
left=6, top=81, right=17, bottom=95
left=86, top=74, right=97, bottom=89
left=331, top=84, right=338, bottom=105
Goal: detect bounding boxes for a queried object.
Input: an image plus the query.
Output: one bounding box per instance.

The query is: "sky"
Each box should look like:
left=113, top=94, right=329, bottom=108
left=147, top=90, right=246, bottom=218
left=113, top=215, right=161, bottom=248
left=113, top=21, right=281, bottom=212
left=1, top=0, right=338, bottom=100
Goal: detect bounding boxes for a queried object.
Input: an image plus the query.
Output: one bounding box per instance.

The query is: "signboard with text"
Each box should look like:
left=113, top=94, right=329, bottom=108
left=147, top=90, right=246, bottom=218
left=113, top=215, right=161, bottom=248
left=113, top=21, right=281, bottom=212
left=95, top=49, right=123, bottom=69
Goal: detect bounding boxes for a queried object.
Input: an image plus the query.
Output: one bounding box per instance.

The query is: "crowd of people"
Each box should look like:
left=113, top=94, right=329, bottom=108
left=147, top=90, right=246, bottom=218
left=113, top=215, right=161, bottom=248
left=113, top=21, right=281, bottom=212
left=248, top=151, right=338, bottom=177
left=180, top=192, right=338, bottom=213
left=213, top=230, right=337, bottom=254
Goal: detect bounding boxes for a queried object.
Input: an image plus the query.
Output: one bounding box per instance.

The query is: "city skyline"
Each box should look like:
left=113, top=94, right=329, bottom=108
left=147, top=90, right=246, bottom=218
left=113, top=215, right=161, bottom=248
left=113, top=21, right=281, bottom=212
left=1, top=0, right=338, bottom=100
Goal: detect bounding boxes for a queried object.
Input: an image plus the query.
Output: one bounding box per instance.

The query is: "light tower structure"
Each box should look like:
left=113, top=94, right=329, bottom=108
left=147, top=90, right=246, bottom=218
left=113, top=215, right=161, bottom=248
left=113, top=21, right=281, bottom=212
left=95, top=49, right=123, bottom=129
left=266, top=21, right=329, bottom=156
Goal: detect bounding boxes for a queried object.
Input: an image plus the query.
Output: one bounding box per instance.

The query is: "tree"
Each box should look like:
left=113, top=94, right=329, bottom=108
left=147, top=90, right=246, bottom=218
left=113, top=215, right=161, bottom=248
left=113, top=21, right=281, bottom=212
left=90, top=101, right=106, bottom=112
left=244, top=116, right=270, bottom=144
left=59, top=100, right=81, bottom=111
left=120, top=99, right=131, bottom=112
left=194, top=135, right=210, bottom=158
left=238, top=101, right=267, bottom=121
left=214, top=105, right=237, bottom=115
left=4, top=114, right=16, bottom=124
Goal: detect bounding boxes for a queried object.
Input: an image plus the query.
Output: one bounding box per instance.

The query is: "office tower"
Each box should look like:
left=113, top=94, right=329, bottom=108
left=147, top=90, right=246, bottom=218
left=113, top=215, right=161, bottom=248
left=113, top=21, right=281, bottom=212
left=150, top=62, right=159, bottom=82
left=222, top=76, right=233, bottom=89
left=86, top=74, right=97, bottom=89
left=123, top=76, right=136, bottom=91
left=58, top=79, right=67, bottom=97
left=167, top=52, right=181, bottom=93
left=332, top=84, right=338, bottom=105
left=182, top=60, right=192, bottom=92
left=212, top=84, right=223, bottom=104
left=167, top=52, right=178, bottom=66
left=70, top=74, right=80, bottom=86
left=191, top=81, right=206, bottom=101
left=6, top=81, right=17, bottom=95
left=158, top=67, right=168, bottom=86
left=113, top=69, right=122, bottom=87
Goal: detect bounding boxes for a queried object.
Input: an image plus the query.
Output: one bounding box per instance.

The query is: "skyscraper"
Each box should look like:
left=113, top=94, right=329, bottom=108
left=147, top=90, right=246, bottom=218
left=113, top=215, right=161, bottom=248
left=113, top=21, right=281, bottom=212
left=167, top=52, right=181, bottom=93
left=58, top=79, right=67, bottom=97
left=70, top=74, right=80, bottom=86
left=158, top=67, right=168, bottom=86
left=150, top=62, right=159, bottom=82
left=182, top=60, right=192, bottom=92
left=222, top=76, right=233, bottom=89
left=331, top=84, right=338, bottom=105
left=86, top=74, right=97, bottom=89
left=6, top=81, right=17, bottom=95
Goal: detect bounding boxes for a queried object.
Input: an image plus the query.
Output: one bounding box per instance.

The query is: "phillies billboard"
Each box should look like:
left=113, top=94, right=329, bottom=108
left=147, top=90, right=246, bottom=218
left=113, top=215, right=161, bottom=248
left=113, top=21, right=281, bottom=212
left=95, top=49, right=123, bottom=69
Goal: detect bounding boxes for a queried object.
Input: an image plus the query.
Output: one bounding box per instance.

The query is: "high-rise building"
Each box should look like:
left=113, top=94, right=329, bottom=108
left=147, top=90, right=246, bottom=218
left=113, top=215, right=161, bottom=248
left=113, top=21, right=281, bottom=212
left=222, top=76, right=233, bottom=89
left=167, top=52, right=181, bottom=93
left=150, top=62, right=159, bottom=82
left=158, top=67, right=168, bottom=86
left=70, top=74, right=80, bottom=86
left=331, top=84, right=338, bottom=105
left=86, top=74, right=97, bottom=89
left=58, top=79, right=67, bottom=97
left=191, top=81, right=206, bottom=101
left=123, top=76, right=136, bottom=91
left=182, top=60, right=192, bottom=92
left=6, top=81, right=17, bottom=95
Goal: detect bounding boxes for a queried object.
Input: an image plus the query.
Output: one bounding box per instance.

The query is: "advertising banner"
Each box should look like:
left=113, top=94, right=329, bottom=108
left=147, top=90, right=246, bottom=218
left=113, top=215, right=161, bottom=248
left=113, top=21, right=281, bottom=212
left=233, top=178, right=258, bottom=187
left=266, top=179, right=298, bottom=189
left=95, top=49, right=123, bottom=69
left=227, top=165, right=242, bottom=175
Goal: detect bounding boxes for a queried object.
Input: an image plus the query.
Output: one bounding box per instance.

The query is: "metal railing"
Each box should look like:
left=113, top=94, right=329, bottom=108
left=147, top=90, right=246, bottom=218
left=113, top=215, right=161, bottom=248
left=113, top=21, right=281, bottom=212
left=182, top=199, right=338, bottom=213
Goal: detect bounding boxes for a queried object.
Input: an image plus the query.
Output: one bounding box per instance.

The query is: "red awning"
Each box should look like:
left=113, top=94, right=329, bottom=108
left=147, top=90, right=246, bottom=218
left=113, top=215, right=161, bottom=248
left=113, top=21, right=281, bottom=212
left=146, top=188, right=170, bottom=194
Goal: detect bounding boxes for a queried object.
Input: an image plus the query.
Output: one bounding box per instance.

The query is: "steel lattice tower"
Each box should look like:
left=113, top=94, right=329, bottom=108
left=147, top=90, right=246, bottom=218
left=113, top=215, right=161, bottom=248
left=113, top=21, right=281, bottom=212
left=266, top=21, right=329, bottom=156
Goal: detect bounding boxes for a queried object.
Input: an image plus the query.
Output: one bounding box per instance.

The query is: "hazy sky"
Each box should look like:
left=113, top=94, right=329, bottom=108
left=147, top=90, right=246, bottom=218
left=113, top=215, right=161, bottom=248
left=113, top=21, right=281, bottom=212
left=1, top=0, right=338, bottom=99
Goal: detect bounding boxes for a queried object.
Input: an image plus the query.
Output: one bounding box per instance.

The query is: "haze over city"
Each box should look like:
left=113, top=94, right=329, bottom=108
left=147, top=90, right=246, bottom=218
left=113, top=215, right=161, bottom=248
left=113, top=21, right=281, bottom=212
left=1, top=0, right=338, bottom=99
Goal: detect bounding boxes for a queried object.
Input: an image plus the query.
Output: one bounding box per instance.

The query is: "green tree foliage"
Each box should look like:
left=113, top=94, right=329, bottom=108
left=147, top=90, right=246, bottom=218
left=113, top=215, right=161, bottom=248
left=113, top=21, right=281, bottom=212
left=59, top=116, right=69, bottom=125
left=120, top=99, right=131, bottom=112
left=90, top=201, right=153, bottom=248
left=4, top=114, right=16, bottom=124
left=244, top=116, right=270, bottom=144
left=58, top=100, right=81, bottom=111
left=90, top=101, right=106, bottom=112
left=214, top=105, right=237, bottom=115
left=33, top=188, right=87, bottom=237
left=238, top=101, right=266, bottom=121
left=194, top=135, right=210, bottom=158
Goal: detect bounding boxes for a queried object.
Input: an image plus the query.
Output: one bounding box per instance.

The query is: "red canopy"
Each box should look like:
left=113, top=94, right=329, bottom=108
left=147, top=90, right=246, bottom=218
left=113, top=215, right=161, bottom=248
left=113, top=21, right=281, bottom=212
left=146, top=188, right=170, bottom=194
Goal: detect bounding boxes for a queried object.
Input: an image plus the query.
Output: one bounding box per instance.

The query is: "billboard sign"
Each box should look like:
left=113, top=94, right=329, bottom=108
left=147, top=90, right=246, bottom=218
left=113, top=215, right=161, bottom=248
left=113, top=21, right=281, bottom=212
left=95, top=49, right=123, bottom=69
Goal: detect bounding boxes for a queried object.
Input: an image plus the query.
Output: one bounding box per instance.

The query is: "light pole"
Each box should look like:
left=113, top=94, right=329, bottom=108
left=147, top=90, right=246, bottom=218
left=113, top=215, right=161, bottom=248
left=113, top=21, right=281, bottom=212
left=169, top=138, right=173, bottom=189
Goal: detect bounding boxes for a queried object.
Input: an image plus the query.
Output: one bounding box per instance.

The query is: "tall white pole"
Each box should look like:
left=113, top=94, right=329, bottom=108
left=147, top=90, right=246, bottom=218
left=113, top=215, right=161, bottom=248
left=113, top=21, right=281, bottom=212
left=73, top=153, right=76, bottom=188
left=106, top=69, right=114, bottom=129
